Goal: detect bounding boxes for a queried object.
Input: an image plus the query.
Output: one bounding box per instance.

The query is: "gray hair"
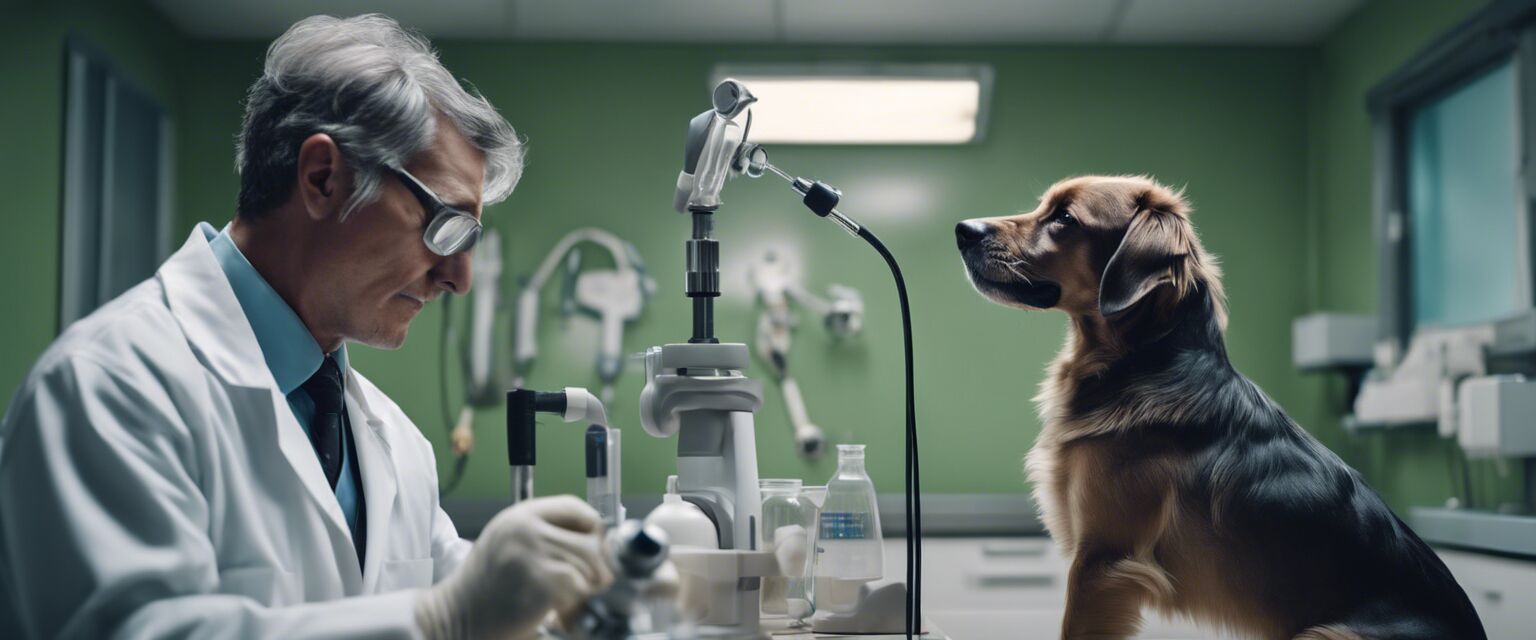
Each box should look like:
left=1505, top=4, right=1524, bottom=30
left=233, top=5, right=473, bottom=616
left=236, top=14, right=523, bottom=219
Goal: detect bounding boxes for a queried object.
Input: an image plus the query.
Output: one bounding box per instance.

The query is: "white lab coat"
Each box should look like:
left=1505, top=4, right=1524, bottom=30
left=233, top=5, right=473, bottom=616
left=0, top=224, right=472, bottom=639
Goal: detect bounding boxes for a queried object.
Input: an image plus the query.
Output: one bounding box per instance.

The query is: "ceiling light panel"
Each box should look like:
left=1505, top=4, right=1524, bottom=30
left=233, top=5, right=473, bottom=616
left=713, top=64, right=993, bottom=145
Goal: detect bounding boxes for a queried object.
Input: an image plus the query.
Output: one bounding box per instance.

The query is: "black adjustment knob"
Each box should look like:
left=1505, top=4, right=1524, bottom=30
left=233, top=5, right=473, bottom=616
left=795, top=179, right=841, bottom=217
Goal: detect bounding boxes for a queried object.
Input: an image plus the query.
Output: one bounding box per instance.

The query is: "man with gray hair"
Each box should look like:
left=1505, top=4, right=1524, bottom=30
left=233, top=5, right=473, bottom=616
left=0, top=15, right=609, bottom=639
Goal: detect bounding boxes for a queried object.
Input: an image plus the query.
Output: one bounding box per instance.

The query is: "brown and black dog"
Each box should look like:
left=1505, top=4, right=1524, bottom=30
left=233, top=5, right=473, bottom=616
left=955, top=175, right=1484, bottom=640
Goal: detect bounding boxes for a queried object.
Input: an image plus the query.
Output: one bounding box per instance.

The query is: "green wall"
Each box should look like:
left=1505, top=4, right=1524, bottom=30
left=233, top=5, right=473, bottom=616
left=0, top=0, right=185, bottom=412
left=7, top=0, right=1519, bottom=513
left=174, top=41, right=1315, bottom=500
left=1305, top=0, right=1529, bottom=514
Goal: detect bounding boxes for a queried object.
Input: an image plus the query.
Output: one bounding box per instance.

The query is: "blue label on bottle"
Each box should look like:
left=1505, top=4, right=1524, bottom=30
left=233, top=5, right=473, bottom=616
left=819, top=512, right=871, bottom=540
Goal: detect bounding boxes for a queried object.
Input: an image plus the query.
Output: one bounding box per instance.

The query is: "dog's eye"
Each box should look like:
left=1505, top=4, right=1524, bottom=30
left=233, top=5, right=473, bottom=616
left=1048, top=208, right=1076, bottom=227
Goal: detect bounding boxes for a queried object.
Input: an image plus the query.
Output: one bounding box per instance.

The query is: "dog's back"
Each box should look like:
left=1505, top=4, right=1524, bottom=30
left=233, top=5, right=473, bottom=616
left=1197, top=375, right=1485, bottom=638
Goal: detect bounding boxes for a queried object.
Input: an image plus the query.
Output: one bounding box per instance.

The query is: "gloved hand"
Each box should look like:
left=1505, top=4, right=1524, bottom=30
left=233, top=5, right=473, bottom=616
left=416, top=496, right=614, bottom=640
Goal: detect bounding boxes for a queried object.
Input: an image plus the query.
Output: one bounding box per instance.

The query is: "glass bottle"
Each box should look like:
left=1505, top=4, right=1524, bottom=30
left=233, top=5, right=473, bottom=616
left=759, top=479, right=817, bottom=622
left=815, top=444, right=883, bottom=613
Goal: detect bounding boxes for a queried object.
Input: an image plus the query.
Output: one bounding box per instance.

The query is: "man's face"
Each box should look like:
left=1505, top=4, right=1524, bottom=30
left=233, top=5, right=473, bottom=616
left=320, top=116, right=485, bottom=349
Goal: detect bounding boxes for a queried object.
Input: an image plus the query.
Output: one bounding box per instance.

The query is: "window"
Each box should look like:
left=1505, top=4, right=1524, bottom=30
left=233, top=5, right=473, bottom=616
left=1368, top=0, right=1536, bottom=348
left=1406, top=60, right=1525, bottom=328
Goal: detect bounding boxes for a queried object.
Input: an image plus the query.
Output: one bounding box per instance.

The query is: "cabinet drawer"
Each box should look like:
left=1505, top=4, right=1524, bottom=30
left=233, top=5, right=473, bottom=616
left=1437, top=548, right=1536, bottom=638
left=886, top=537, right=1066, bottom=610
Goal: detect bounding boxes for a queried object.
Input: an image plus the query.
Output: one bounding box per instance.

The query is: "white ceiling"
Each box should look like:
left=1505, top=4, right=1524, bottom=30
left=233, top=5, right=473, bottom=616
left=147, top=0, right=1367, bottom=45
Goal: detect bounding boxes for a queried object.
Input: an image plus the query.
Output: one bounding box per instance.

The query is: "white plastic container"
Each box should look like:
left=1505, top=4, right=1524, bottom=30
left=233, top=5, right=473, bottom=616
left=644, top=475, right=718, bottom=550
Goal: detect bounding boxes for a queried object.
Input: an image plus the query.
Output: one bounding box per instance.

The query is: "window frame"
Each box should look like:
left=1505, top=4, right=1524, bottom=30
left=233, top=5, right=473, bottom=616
left=1368, top=0, right=1536, bottom=356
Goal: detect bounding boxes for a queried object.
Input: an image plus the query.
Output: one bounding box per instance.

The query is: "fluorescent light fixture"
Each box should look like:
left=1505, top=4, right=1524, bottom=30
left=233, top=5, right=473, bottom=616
left=712, top=64, right=992, bottom=145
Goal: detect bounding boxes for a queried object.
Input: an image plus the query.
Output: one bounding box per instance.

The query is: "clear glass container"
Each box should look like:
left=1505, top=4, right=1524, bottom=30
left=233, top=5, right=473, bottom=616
left=815, top=444, right=884, bottom=613
left=759, top=478, right=817, bottom=622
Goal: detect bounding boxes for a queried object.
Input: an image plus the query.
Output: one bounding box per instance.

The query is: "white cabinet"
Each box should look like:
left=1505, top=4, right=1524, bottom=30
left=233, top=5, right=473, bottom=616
left=875, top=537, right=1536, bottom=639
left=1437, top=548, right=1536, bottom=639
left=884, top=537, right=1228, bottom=640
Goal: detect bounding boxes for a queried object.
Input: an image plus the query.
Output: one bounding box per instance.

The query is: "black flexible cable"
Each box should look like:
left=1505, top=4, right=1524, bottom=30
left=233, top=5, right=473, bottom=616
left=855, top=225, right=921, bottom=639
left=439, top=295, right=469, bottom=497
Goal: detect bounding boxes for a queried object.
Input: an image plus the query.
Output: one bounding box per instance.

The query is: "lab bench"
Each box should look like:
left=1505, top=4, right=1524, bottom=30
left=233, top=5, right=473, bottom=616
left=887, top=537, right=1536, bottom=640
left=445, top=497, right=1536, bottom=639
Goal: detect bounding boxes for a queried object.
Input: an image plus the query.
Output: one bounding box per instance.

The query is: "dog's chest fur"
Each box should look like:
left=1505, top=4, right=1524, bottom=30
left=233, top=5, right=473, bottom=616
left=1024, top=326, right=1278, bottom=635
left=1026, top=344, right=1186, bottom=560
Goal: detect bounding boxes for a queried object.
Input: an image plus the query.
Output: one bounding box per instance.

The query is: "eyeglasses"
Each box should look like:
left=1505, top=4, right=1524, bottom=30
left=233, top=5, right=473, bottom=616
left=392, top=168, right=482, bottom=256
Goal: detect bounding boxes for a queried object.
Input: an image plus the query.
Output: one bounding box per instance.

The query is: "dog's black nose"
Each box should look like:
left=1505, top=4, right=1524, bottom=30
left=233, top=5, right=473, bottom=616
left=955, top=220, right=993, bottom=250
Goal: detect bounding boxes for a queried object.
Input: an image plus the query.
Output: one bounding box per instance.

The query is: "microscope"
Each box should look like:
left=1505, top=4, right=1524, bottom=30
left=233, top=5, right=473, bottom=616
left=634, top=79, right=782, bottom=637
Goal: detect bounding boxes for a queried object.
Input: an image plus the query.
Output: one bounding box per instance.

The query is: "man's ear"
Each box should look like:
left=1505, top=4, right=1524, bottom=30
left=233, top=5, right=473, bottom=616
left=1098, top=208, right=1190, bottom=317
left=295, top=133, right=351, bottom=221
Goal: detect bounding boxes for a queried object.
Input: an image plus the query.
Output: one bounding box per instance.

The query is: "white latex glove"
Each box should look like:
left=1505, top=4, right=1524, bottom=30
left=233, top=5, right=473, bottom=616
left=416, top=496, right=614, bottom=640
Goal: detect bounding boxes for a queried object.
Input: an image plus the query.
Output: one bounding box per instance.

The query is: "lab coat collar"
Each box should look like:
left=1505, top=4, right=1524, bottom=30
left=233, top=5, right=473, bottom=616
left=206, top=226, right=333, bottom=395
left=160, top=224, right=396, bottom=590
left=161, top=224, right=380, bottom=422
left=160, top=223, right=275, bottom=391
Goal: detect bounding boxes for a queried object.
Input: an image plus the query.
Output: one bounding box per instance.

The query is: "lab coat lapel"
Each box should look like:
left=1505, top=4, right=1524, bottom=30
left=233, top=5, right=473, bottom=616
left=222, top=381, right=364, bottom=588
left=345, top=369, right=397, bottom=592
left=158, top=224, right=362, bottom=586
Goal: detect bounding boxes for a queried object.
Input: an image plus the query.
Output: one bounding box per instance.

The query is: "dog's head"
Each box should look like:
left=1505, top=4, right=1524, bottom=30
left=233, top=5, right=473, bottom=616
left=956, top=175, right=1216, bottom=320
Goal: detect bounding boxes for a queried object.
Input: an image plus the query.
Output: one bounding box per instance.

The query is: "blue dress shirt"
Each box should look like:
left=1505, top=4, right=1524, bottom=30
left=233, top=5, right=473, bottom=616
left=208, top=228, right=367, bottom=565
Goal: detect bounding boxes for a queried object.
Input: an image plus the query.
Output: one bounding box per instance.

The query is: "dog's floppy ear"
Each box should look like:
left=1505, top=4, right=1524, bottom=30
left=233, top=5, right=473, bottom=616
left=1098, top=205, right=1191, bottom=317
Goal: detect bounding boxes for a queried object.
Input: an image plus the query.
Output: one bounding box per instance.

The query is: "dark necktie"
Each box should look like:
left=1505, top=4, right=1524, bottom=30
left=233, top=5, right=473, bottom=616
left=300, top=356, right=345, bottom=490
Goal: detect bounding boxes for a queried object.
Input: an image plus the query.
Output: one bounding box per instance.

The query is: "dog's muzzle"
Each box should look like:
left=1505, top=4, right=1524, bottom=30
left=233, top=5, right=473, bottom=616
left=955, top=220, right=1062, bottom=309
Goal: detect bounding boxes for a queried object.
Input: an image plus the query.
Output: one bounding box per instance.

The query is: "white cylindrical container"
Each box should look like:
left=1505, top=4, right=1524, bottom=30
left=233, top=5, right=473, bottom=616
left=759, top=478, right=817, bottom=621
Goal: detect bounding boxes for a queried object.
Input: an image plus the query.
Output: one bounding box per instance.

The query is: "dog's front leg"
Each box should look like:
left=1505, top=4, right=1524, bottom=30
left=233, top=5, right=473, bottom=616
left=1060, top=548, right=1170, bottom=639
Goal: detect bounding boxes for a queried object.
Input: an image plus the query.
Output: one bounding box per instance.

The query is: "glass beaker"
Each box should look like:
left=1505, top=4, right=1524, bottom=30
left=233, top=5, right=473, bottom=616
left=759, top=478, right=817, bottom=622
left=815, top=444, right=884, bottom=613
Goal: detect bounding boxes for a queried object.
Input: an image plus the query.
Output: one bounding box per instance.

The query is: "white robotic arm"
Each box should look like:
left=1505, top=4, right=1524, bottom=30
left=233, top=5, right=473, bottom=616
left=513, top=229, right=654, bottom=403
left=749, top=251, right=864, bottom=459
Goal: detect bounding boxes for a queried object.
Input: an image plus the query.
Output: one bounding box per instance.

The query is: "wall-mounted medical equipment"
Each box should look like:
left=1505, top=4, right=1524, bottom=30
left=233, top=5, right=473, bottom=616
left=1292, top=312, right=1376, bottom=372
left=439, top=229, right=507, bottom=495
left=749, top=251, right=864, bottom=459
left=514, top=228, right=655, bottom=404
left=638, top=78, right=926, bottom=638
left=1456, top=375, right=1536, bottom=458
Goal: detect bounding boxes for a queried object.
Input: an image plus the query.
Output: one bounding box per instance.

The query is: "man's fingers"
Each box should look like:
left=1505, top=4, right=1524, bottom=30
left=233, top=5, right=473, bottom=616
left=541, top=523, right=613, bottom=590
left=541, top=562, right=592, bottom=614
left=526, top=495, right=603, bottom=533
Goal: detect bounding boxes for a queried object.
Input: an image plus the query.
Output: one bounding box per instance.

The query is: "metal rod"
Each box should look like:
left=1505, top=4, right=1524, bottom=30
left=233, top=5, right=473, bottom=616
left=510, top=465, right=534, bottom=504
left=692, top=297, right=715, bottom=343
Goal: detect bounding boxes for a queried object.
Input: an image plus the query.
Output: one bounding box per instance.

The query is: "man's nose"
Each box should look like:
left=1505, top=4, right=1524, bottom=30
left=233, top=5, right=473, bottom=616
left=431, top=251, right=473, bottom=295
left=955, top=220, right=994, bottom=250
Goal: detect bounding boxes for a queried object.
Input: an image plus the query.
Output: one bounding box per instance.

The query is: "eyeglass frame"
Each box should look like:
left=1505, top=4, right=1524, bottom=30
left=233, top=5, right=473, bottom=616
left=391, top=167, right=483, bottom=256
